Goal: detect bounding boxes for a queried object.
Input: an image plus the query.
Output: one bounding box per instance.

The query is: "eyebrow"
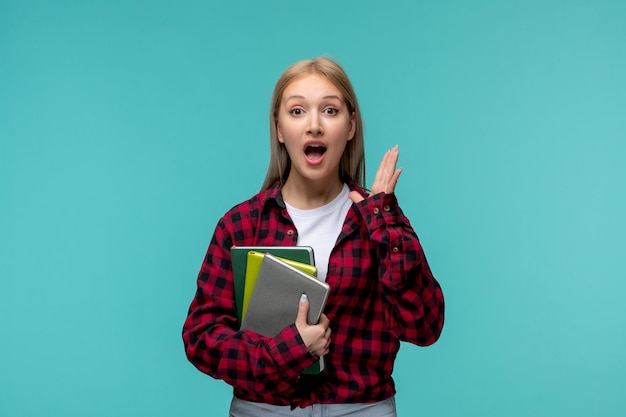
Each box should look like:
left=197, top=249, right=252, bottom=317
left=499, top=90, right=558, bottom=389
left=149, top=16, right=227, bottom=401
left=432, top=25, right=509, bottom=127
left=284, top=94, right=343, bottom=102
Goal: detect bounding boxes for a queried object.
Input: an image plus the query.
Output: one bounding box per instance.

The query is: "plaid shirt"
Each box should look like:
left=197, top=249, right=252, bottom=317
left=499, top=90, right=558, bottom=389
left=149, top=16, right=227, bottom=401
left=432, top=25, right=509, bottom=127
left=182, top=180, right=444, bottom=408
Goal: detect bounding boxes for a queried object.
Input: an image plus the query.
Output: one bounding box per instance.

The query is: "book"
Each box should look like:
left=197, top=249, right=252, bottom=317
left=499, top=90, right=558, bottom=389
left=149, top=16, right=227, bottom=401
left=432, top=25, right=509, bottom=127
left=230, top=246, right=314, bottom=321
left=242, top=250, right=318, bottom=320
left=240, top=253, right=330, bottom=374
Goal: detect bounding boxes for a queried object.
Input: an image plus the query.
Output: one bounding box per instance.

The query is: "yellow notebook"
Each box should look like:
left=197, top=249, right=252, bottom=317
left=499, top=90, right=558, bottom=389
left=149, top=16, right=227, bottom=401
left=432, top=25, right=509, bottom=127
left=242, top=251, right=318, bottom=320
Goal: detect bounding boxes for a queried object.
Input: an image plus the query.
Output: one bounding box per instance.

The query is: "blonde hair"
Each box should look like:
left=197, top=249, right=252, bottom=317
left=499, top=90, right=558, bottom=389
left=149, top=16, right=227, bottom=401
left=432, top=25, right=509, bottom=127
left=260, top=57, right=365, bottom=191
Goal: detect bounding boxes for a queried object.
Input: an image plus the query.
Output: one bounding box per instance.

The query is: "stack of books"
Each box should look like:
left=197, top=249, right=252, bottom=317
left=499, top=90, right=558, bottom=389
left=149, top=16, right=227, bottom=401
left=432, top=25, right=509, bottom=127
left=230, top=246, right=330, bottom=374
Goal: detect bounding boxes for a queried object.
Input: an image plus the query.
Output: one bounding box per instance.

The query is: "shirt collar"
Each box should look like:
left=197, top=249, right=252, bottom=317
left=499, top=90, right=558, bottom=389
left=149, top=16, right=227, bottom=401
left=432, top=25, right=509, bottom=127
left=260, top=179, right=368, bottom=211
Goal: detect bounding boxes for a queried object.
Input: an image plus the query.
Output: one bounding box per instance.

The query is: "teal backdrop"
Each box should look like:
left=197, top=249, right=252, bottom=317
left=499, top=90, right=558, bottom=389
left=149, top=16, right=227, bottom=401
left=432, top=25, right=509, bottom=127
left=1, top=1, right=625, bottom=416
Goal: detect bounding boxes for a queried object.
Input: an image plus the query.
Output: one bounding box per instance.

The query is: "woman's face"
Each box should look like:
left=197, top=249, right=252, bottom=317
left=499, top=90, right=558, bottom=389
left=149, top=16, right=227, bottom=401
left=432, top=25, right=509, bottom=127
left=277, top=73, right=355, bottom=186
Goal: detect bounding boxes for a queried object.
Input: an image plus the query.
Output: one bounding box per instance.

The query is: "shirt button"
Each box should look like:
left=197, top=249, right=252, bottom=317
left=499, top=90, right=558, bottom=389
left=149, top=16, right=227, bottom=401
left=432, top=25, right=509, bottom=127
left=373, top=207, right=380, bottom=214
left=392, top=246, right=399, bottom=253
left=383, top=205, right=390, bottom=212
left=287, top=229, right=294, bottom=236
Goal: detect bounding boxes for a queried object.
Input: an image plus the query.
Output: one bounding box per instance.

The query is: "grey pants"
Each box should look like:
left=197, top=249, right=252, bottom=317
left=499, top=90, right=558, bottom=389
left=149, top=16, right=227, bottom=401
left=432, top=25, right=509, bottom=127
left=229, top=396, right=397, bottom=417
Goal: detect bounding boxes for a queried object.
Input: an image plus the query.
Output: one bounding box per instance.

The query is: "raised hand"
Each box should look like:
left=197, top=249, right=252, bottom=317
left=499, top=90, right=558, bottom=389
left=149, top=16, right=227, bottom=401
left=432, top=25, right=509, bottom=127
left=349, top=145, right=402, bottom=204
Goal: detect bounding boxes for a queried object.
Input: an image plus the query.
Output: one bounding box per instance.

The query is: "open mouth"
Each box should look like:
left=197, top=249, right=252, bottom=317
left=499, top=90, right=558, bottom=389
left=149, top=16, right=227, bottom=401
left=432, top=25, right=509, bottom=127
left=304, top=144, right=327, bottom=162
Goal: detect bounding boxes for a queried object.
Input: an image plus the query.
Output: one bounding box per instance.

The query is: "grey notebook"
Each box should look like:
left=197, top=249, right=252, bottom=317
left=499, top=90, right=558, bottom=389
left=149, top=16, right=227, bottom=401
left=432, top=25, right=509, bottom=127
left=241, top=252, right=330, bottom=337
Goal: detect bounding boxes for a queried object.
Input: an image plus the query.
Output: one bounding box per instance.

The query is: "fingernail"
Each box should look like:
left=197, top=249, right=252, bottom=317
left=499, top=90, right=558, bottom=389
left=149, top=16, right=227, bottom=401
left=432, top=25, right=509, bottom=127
left=300, top=294, right=307, bottom=304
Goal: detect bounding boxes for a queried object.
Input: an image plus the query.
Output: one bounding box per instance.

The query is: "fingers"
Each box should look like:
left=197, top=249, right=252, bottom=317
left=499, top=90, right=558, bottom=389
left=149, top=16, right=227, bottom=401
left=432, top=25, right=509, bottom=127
left=321, top=329, right=331, bottom=355
left=370, top=145, right=401, bottom=196
left=348, top=190, right=364, bottom=204
left=318, top=314, right=331, bottom=354
left=380, top=145, right=399, bottom=190
left=295, top=294, right=309, bottom=327
left=387, top=167, right=402, bottom=194
left=295, top=299, right=332, bottom=356
left=318, top=313, right=330, bottom=328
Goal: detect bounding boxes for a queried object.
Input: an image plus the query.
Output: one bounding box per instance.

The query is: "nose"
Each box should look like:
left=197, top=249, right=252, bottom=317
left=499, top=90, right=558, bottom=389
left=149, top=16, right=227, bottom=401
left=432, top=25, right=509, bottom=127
left=307, top=113, right=323, bottom=136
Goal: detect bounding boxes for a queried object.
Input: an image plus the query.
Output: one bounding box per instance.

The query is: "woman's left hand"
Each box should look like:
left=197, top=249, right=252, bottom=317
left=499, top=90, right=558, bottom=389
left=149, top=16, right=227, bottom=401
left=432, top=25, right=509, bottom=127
left=349, top=145, right=402, bottom=203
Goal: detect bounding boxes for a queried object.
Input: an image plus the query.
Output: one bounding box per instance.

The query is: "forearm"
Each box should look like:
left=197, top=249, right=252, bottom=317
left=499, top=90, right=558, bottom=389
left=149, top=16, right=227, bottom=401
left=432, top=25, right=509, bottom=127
left=182, top=241, right=318, bottom=394
left=380, top=247, right=445, bottom=345
left=358, top=192, right=445, bottom=345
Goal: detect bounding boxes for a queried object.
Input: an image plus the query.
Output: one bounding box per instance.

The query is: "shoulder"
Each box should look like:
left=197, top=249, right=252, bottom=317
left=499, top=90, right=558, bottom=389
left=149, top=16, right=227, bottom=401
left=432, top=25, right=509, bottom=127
left=218, top=181, right=282, bottom=228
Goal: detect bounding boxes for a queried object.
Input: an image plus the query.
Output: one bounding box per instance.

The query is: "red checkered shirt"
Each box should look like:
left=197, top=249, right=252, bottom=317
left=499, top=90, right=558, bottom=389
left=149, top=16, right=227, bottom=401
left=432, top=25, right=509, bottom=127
left=182, top=180, right=444, bottom=408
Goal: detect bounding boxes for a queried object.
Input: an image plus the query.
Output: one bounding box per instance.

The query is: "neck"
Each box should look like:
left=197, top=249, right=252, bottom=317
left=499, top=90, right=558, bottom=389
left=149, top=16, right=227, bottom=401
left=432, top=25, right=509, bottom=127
left=282, top=177, right=344, bottom=210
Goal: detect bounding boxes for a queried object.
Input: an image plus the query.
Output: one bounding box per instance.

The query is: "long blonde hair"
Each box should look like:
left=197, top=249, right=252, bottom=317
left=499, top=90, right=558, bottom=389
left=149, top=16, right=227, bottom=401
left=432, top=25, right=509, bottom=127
left=260, top=57, right=365, bottom=191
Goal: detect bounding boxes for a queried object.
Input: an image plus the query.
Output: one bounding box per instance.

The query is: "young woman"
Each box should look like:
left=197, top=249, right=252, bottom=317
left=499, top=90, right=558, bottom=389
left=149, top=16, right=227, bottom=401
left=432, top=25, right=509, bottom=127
left=183, top=57, right=445, bottom=416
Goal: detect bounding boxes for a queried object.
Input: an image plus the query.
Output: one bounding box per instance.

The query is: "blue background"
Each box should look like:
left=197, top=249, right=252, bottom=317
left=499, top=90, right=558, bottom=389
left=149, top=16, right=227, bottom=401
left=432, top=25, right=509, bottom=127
left=1, top=1, right=625, bottom=416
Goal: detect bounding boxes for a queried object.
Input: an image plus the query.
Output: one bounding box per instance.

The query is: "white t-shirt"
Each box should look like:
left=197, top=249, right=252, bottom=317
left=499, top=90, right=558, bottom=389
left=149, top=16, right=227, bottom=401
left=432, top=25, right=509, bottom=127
left=285, top=184, right=352, bottom=282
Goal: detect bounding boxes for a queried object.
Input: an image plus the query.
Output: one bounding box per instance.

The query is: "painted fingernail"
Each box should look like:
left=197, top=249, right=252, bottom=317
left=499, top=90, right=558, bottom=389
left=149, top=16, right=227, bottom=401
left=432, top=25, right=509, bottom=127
left=300, top=294, right=307, bottom=304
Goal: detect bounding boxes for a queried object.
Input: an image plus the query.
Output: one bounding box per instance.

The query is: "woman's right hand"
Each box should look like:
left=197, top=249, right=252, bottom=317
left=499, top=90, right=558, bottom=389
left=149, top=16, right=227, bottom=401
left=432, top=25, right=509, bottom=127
left=295, top=294, right=331, bottom=357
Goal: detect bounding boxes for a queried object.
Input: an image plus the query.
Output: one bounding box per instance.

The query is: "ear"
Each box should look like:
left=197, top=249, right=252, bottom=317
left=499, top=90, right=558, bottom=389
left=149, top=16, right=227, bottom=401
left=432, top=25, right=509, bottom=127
left=347, top=111, right=356, bottom=141
left=276, top=124, right=284, bottom=143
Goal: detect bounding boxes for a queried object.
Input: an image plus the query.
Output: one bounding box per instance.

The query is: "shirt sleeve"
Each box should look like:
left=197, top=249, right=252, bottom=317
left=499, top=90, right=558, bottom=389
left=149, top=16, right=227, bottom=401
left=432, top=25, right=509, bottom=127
left=355, top=192, right=445, bottom=346
left=181, top=219, right=319, bottom=397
